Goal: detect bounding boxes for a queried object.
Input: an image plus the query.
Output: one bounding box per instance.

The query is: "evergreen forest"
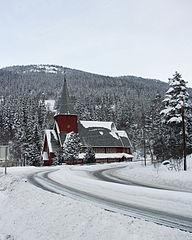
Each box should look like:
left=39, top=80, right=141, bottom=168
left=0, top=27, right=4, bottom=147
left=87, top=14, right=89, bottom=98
left=0, top=64, right=191, bottom=166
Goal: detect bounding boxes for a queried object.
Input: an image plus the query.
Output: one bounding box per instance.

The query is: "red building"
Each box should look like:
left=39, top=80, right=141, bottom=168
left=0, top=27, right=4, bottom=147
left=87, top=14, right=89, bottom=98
left=42, top=78, right=133, bottom=165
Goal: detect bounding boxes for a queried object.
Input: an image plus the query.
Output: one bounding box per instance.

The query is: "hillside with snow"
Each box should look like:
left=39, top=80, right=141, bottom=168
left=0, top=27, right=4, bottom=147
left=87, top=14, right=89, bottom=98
left=0, top=64, right=170, bottom=151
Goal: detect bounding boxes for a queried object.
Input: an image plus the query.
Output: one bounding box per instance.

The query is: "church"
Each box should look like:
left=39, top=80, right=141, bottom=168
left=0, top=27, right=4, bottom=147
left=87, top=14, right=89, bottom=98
left=42, top=78, right=133, bottom=165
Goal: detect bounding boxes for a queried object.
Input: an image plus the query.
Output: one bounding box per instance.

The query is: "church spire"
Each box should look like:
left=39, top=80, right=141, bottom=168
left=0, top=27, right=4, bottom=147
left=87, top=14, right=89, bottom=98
left=56, top=76, right=76, bottom=115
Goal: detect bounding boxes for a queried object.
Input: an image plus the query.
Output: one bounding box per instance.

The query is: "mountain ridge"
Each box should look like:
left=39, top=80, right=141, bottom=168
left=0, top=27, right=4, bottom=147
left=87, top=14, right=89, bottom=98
left=1, top=64, right=163, bottom=83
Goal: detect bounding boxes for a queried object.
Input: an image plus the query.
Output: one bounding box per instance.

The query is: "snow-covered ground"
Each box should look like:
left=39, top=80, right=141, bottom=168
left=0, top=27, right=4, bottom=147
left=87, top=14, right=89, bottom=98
left=116, top=156, right=192, bottom=192
left=0, top=160, right=192, bottom=240
left=49, top=164, right=192, bottom=218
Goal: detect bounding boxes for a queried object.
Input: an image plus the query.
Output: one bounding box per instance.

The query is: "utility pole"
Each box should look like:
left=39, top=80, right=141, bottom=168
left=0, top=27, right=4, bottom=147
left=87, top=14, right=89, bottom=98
left=24, top=153, right=26, bottom=167
left=143, top=128, right=146, bottom=166
left=142, top=112, right=146, bottom=167
left=0, top=146, right=9, bottom=175
left=181, top=100, right=187, bottom=171
left=5, top=147, right=8, bottom=175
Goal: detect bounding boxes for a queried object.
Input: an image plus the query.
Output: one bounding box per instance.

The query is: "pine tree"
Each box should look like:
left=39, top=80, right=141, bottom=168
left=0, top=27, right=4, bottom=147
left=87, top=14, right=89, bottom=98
left=53, top=148, right=63, bottom=165
left=63, top=132, right=82, bottom=163
left=84, top=146, right=95, bottom=164
left=144, top=94, right=166, bottom=161
left=37, top=100, right=48, bottom=140
left=28, top=123, right=42, bottom=166
left=161, top=72, right=192, bottom=159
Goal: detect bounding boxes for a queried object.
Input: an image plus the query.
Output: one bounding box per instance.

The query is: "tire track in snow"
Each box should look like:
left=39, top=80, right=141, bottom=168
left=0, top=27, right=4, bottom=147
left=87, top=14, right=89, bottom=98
left=28, top=169, right=192, bottom=233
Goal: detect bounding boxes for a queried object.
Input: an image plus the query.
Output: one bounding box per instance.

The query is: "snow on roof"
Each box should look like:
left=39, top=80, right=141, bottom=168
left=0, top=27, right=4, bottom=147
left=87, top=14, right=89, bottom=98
left=117, top=130, right=128, bottom=138
left=80, top=121, right=120, bottom=140
left=45, top=100, right=55, bottom=112
left=117, top=130, right=133, bottom=148
left=45, top=130, right=58, bottom=152
left=80, top=121, right=115, bottom=131
left=42, top=151, right=49, bottom=161
left=109, top=132, right=119, bottom=140
left=45, top=130, right=53, bottom=152
left=79, top=153, right=133, bottom=160
left=55, top=121, right=60, bottom=135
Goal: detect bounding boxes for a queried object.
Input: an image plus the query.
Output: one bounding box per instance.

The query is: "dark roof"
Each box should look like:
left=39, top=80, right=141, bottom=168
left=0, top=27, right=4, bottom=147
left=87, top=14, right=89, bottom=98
left=45, top=130, right=60, bottom=153
left=78, top=121, right=131, bottom=147
left=59, top=132, right=67, bottom=146
left=51, top=133, right=60, bottom=152
left=116, top=130, right=132, bottom=148
left=119, top=136, right=130, bottom=147
left=56, top=77, right=76, bottom=115
left=45, top=120, right=131, bottom=152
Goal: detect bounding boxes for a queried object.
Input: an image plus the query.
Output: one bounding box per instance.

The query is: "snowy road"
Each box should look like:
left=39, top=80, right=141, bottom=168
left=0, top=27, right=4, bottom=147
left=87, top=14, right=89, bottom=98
left=92, top=166, right=167, bottom=188
left=28, top=166, right=192, bottom=233
left=92, top=166, right=192, bottom=192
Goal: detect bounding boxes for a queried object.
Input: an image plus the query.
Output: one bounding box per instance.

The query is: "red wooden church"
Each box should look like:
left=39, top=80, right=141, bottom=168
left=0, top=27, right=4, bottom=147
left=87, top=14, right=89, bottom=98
left=42, top=78, right=133, bottom=165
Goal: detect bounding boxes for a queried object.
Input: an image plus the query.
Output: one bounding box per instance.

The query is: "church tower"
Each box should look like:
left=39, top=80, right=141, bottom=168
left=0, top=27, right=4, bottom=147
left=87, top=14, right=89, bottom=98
left=54, top=77, right=78, bottom=134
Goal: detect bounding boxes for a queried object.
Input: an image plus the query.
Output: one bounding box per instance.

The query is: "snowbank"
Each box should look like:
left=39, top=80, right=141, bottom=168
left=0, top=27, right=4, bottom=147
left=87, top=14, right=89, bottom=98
left=115, top=156, right=192, bottom=192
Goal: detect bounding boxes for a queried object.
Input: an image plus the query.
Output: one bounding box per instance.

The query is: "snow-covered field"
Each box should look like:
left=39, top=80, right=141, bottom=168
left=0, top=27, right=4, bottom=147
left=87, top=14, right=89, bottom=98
left=0, top=159, right=192, bottom=240
left=116, top=158, right=192, bottom=192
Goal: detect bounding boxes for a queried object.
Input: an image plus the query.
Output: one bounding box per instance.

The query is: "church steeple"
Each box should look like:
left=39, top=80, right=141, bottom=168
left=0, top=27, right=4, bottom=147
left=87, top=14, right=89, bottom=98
left=56, top=77, right=76, bottom=115
left=54, top=76, right=78, bottom=134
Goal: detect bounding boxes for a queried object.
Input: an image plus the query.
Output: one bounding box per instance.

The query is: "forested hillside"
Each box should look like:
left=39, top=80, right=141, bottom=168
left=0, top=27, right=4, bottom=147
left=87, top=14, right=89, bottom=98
left=0, top=64, right=191, bottom=164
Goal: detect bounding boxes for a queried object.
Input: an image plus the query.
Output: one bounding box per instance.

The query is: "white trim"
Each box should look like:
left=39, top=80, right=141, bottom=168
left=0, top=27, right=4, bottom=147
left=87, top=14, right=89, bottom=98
left=54, top=121, right=62, bottom=147
left=79, top=153, right=133, bottom=160
left=42, top=151, right=49, bottom=161
left=44, top=129, right=58, bottom=153
left=117, top=130, right=133, bottom=148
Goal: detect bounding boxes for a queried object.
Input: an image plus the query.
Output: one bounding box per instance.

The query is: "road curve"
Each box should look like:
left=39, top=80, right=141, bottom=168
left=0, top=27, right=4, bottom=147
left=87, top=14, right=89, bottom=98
left=91, top=166, right=192, bottom=192
left=28, top=169, right=192, bottom=233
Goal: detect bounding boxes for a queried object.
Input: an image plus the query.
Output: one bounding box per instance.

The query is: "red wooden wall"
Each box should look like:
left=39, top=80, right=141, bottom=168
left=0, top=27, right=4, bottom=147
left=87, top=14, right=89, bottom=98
left=54, top=115, right=78, bottom=133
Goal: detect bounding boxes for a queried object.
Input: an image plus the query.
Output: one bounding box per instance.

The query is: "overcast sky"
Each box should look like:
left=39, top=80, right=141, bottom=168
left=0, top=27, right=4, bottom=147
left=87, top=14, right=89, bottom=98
left=0, top=0, right=192, bottom=86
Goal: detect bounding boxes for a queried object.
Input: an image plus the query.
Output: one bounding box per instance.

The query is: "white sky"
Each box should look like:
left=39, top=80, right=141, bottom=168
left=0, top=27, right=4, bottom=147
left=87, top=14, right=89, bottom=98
left=0, top=0, right=192, bottom=86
